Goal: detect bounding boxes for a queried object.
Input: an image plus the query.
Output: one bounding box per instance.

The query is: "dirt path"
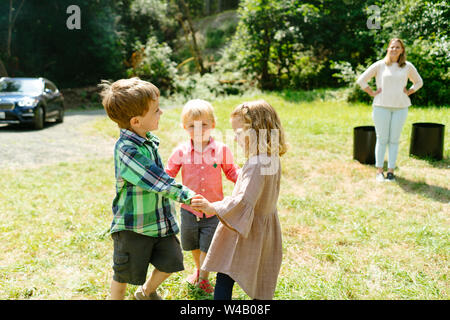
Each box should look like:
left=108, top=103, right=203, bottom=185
left=0, top=109, right=116, bottom=169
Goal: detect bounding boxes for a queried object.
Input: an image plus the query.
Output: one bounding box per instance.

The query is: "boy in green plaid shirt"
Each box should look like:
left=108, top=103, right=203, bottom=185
left=99, top=77, right=196, bottom=300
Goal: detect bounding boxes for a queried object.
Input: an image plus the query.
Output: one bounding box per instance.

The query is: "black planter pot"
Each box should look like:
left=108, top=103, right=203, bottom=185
left=353, top=126, right=376, bottom=165
left=409, top=123, right=445, bottom=161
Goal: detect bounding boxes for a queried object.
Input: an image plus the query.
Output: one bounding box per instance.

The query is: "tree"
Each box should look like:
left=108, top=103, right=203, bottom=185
left=6, top=0, right=25, bottom=58
left=0, top=58, right=7, bottom=77
left=171, top=0, right=207, bottom=74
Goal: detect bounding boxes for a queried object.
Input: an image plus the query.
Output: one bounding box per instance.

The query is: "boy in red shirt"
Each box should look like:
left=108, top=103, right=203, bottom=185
left=165, top=99, right=239, bottom=294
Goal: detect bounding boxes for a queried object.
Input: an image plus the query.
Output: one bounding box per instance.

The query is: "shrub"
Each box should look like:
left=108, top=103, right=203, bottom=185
left=126, top=37, right=177, bottom=93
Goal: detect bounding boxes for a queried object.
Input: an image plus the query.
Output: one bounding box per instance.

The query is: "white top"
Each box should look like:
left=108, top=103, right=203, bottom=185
left=356, top=60, right=423, bottom=108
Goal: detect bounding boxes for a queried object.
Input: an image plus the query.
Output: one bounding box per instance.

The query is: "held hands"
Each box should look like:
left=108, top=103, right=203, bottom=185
left=190, top=194, right=217, bottom=215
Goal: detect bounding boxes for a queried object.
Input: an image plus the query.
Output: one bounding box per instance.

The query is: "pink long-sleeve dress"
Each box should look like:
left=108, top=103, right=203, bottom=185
left=202, top=154, right=283, bottom=300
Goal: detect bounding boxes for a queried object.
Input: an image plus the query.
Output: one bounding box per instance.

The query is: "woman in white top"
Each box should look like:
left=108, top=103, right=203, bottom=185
left=357, top=38, right=423, bottom=182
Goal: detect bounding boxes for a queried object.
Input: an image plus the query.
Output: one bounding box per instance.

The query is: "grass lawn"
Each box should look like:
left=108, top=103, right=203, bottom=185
left=0, top=90, right=448, bottom=299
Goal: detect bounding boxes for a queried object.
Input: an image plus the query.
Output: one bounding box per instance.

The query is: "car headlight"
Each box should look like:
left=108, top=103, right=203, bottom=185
left=18, top=97, right=39, bottom=107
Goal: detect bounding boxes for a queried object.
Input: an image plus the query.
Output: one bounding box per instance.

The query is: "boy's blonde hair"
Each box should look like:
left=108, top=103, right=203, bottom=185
left=231, top=99, right=287, bottom=157
left=99, top=77, right=160, bottom=129
left=181, top=99, right=216, bottom=126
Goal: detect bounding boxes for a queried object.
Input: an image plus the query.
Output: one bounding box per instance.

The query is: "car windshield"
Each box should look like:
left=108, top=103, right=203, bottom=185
left=0, top=79, right=42, bottom=94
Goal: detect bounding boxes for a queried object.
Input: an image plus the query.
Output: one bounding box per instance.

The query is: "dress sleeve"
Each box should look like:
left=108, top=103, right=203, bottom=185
left=407, top=62, right=423, bottom=92
left=211, top=161, right=264, bottom=238
left=356, top=61, right=379, bottom=89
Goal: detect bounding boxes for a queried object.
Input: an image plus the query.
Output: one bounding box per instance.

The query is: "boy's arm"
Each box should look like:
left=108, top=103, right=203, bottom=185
left=221, top=145, right=240, bottom=183
left=165, top=148, right=183, bottom=178
left=118, top=145, right=194, bottom=204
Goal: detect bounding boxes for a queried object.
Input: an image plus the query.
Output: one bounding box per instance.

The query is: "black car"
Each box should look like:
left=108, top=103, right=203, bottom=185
left=0, top=77, right=65, bottom=129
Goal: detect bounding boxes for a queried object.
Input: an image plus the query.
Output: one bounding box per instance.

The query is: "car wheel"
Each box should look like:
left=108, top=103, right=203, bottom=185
left=55, top=107, right=64, bottom=123
left=33, top=106, right=44, bottom=130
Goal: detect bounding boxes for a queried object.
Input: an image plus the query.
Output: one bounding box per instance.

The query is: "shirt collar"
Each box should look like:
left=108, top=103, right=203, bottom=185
left=120, top=129, right=160, bottom=147
left=190, top=136, right=216, bottom=153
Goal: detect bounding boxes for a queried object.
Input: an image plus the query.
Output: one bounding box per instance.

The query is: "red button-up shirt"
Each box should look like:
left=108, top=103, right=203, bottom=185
left=165, top=137, right=240, bottom=218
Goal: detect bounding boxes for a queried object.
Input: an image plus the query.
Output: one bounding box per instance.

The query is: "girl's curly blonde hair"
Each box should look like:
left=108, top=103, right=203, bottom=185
left=231, top=99, right=287, bottom=157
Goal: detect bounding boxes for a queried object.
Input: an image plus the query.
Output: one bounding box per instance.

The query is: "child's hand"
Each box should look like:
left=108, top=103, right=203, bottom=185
left=190, top=195, right=216, bottom=215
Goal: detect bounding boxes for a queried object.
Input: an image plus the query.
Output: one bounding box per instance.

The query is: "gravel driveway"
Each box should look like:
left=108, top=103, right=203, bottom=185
left=0, top=109, right=116, bottom=169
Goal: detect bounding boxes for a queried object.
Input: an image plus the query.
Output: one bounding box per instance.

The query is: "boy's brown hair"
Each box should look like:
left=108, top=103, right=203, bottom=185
left=99, top=77, right=160, bottom=129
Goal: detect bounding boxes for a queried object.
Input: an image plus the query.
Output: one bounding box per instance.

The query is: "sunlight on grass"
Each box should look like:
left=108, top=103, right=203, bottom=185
left=0, top=91, right=448, bottom=299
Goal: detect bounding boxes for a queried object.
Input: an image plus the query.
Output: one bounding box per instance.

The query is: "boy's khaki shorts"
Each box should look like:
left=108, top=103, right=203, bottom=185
left=112, top=230, right=184, bottom=285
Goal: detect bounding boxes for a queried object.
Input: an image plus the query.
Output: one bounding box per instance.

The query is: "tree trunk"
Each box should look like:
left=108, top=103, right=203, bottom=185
left=0, top=58, right=8, bottom=77
left=7, top=0, right=13, bottom=57
left=178, top=0, right=206, bottom=74
left=204, top=0, right=211, bottom=15
left=6, top=0, right=26, bottom=58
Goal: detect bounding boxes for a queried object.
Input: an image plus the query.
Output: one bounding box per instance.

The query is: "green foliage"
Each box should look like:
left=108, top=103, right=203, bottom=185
left=171, top=72, right=255, bottom=104
left=222, top=0, right=375, bottom=90
left=407, top=39, right=449, bottom=106
left=1, top=0, right=125, bottom=87
left=126, top=37, right=177, bottom=92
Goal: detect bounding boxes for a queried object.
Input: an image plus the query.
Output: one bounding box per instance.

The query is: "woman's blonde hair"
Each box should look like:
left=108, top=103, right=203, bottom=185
left=181, top=99, right=216, bottom=125
left=231, top=99, right=287, bottom=157
left=99, top=77, right=160, bottom=129
left=384, top=38, right=406, bottom=68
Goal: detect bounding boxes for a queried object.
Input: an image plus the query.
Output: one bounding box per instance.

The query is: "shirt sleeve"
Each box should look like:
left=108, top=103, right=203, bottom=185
left=211, top=161, right=264, bottom=238
left=407, top=62, right=423, bottom=92
left=221, top=145, right=240, bottom=183
left=118, top=144, right=195, bottom=204
left=165, top=147, right=183, bottom=178
left=356, top=61, right=379, bottom=89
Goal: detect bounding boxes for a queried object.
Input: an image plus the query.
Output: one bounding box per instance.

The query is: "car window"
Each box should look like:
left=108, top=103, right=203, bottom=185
left=0, top=79, right=42, bottom=94
left=44, top=82, right=56, bottom=93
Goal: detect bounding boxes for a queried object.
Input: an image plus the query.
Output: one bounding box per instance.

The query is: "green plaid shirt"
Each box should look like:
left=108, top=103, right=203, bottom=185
left=110, top=129, right=195, bottom=237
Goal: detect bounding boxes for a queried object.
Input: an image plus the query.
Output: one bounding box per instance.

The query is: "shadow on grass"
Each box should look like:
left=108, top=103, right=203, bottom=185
left=409, top=154, right=450, bottom=169
left=395, top=176, right=450, bottom=204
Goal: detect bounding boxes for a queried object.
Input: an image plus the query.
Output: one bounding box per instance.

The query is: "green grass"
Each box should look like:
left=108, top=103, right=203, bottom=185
left=0, top=90, right=448, bottom=299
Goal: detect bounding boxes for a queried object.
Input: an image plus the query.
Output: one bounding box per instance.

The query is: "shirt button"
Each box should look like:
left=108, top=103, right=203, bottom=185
left=201, top=178, right=205, bottom=181
left=201, top=166, right=204, bottom=169
left=202, top=189, right=205, bottom=192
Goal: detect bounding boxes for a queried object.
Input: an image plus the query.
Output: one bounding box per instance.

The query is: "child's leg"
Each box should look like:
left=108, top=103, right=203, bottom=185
left=198, top=215, right=219, bottom=281
left=214, top=272, right=235, bottom=300
left=181, top=208, right=201, bottom=282
left=111, top=279, right=127, bottom=300
left=191, top=249, right=201, bottom=270
left=142, top=268, right=171, bottom=296
left=199, top=251, right=209, bottom=280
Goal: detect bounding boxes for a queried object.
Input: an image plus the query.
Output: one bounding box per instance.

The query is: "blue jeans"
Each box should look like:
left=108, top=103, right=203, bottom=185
left=372, top=106, right=408, bottom=169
